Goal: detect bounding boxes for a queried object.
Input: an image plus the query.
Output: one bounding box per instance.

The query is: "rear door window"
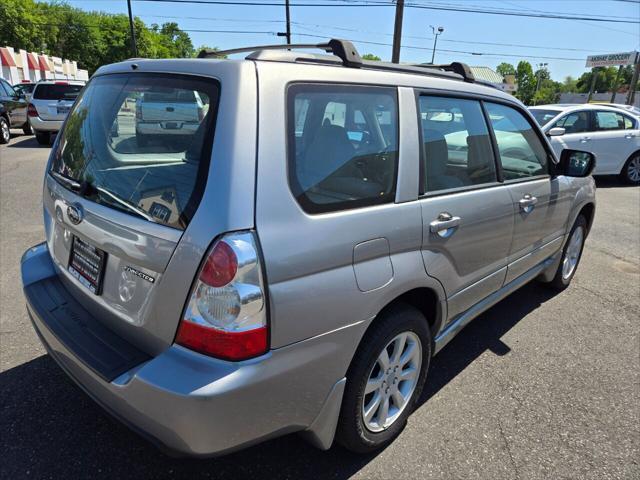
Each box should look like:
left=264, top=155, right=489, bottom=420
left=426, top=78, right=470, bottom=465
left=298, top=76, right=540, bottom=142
left=287, top=84, right=398, bottom=213
left=419, top=95, right=497, bottom=193
left=485, top=102, right=548, bottom=180
left=33, top=83, right=84, bottom=101
left=50, top=73, right=219, bottom=230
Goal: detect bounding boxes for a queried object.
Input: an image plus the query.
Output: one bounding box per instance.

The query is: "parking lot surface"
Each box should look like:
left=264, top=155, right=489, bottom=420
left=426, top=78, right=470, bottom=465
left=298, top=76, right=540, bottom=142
left=1, top=133, right=639, bottom=479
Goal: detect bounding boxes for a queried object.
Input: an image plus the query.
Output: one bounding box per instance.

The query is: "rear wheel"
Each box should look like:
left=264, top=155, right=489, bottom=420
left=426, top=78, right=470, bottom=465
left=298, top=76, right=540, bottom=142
left=336, top=304, right=431, bottom=453
left=34, top=131, right=50, bottom=146
left=546, top=215, right=587, bottom=290
left=0, top=116, right=10, bottom=144
left=620, top=153, right=640, bottom=185
left=22, top=121, right=33, bottom=135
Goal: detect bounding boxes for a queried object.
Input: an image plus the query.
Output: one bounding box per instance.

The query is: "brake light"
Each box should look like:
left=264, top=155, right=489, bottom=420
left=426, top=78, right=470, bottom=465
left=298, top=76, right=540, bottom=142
left=55, top=81, right=68, bottom=85
left=176, top=231, right=268, bottom=361
left=27, top=104, right=38, bottom=117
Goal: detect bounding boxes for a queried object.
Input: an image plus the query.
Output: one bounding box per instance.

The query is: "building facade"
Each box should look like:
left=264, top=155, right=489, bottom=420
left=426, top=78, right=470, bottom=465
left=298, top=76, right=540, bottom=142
left=0, top=46, right=89, bottom=84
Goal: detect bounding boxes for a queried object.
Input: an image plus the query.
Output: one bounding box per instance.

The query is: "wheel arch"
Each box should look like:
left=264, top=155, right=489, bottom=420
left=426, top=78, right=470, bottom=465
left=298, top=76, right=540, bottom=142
left=620, top=149, right=640, bottom=176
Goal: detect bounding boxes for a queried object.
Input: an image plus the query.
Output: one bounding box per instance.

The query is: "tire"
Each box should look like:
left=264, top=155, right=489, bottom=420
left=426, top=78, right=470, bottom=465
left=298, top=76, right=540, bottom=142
left=336, top=304, right=432, bottom=454
left=34, top=131, right=50, bottom=146
left=620, top=152, right=640, bottom=185
left=546, top=215, right=587, bottom=290
left=0, top=116, right=10, bottom=144
left=22, top=121, right=33, bottom=135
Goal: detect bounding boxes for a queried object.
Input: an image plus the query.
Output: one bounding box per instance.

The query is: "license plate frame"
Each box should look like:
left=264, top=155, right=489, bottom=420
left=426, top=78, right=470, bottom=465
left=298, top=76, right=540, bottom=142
left=68, top=236, right=107, bottom=295
left=57, top=106, right=71, bottom=115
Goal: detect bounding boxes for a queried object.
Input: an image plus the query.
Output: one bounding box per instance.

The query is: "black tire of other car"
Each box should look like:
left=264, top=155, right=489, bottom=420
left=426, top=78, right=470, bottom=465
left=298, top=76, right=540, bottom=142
left=620, top=152, right=640, bottom=185
left=22, top=121, right=32, bottom=136
left=336, top=303, right=431, bottom=453
left=0, top=116, right=10, bottom=144
left=35, top=131, right=50, bottom=146
left=546, top=215, right=587, bottom=290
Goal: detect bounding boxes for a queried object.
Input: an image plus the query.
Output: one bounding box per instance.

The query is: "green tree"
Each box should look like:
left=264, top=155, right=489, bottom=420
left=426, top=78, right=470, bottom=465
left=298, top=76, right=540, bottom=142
left=515, top=61, right=536, bottom=105
left=496, top=62, right=516, bottom=77
left=362, top=53, right=381, bottom=61
left=576, top=67, right=619, bottom=93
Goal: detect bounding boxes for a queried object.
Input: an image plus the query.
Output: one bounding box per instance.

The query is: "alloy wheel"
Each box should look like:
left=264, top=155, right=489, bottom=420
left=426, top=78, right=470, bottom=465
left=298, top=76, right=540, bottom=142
left=362, top=331, right=422, bottom=432
left=627, top=156, right=640, bottom=183
left=562, top=226, right=584, bottom=280
left=1, top=120, right=9, bottom=143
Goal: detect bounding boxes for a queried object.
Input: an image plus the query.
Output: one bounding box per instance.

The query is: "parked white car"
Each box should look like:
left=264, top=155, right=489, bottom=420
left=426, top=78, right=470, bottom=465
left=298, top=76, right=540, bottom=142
left=28, top=80, right=85, bottom=145
left=529, top=104, right=640, bottom=184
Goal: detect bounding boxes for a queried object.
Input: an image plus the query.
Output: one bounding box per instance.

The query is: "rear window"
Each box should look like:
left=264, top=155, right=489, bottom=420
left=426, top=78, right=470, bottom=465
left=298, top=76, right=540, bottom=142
left=529, top=109, right=560, bottom=127
left=143, top=90, right=197, bottom=103
left=50, top=73, right=219, bottom=230
left=33, top=83, right=84, bottom=100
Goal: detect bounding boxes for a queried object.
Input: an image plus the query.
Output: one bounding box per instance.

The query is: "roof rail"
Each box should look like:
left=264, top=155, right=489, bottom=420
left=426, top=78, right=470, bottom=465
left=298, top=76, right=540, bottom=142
left=198, top=38, right=363, bottom=68
left=416, top=62, right=475, bottom=83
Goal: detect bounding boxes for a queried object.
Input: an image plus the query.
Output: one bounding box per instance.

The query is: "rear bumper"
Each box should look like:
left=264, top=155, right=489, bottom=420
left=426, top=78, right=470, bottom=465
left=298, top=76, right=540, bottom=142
left=22, top=243, right=359, bottom=457
left=29, top=116, right=63, bottom=132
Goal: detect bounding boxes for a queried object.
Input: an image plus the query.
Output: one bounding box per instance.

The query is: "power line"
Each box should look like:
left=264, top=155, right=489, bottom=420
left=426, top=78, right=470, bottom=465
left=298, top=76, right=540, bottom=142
left=132, top=0, right=640, bottom=24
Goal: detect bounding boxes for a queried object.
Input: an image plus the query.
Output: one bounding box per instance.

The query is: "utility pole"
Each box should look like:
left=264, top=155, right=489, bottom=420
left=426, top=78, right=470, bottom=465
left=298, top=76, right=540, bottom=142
left=430, top=25, right=444, bottom=64
left=277, top=0, right=292, bottom=45
left=587, top=67, right=599, bottom=103
left=127, top=0, right=138, bottom=57
left=627, top=55, right=639, bottom=105
left=391, top=0, right=404, bottom=64
left=610, top=65, right=624, bottom=103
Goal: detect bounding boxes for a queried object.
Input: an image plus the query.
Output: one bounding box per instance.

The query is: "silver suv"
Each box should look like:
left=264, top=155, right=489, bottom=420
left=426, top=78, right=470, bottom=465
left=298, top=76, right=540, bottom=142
left=21, top=40, right=596, bottom=457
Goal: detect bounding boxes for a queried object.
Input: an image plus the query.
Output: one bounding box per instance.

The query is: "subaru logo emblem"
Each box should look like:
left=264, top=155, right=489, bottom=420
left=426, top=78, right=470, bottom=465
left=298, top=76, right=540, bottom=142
left=67, top=204, right=84, bottom=225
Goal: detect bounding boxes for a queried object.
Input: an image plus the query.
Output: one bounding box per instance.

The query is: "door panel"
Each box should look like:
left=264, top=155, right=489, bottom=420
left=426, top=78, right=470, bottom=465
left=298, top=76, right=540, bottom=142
left=420, top=187, right=513, bottom=321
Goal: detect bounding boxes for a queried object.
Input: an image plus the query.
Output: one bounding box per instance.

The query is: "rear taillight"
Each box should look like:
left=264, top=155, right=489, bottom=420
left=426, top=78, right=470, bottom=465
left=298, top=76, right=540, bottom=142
left=27, top=104, right=38, bottom=117
left=176, top=231, right=268, bottom=361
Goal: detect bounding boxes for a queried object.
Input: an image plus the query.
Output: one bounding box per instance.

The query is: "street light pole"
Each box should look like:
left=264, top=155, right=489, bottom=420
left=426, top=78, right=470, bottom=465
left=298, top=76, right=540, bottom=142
left=127, top=0, right=137, bottom=57
left=430, top=26, right=444, bottom=64
left=533, top=62, right=548, bottom=105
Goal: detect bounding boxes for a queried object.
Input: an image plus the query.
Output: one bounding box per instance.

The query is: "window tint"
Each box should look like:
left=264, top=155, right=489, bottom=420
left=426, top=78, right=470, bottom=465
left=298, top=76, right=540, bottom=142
left=486, top=103, right=548, bottom=180
left=288, top=84, right=398, bottom=213
left=554, top=111, right=590, bottom=134
left=1, top=80, right=14, bottom=96
left=595, top=110, right=632, bottom=131
left=33, top=83, right=83, bottom=100
left=529, top=109, right=560, bottom=126
left=419, top=96, right=497, bottom=193
left=50, top=73, right=218, bottom=230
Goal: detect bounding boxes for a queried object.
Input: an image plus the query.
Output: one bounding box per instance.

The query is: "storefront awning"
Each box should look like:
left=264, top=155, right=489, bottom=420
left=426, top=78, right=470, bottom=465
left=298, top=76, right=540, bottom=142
left=27, top=53, right=39, bottom=70
left=0, top=48, right=16, bottom=67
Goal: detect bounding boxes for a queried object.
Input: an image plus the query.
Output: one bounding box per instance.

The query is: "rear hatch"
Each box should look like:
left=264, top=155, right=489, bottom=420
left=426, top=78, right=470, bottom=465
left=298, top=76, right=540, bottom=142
left=44, top=72, right=220, bottom=355
left=32, top=83, right=84, bottom=120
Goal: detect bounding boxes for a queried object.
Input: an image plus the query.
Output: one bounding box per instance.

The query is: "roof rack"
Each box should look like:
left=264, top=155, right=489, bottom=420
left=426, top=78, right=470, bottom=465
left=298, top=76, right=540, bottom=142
left=199, top=39, right=363, bottom=68
left=198, top=38, right=475, bottom=83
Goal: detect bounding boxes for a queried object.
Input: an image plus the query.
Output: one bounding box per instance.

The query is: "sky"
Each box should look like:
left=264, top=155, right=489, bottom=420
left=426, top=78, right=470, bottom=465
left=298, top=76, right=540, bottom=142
left=67, top=0, right=640, bottom=81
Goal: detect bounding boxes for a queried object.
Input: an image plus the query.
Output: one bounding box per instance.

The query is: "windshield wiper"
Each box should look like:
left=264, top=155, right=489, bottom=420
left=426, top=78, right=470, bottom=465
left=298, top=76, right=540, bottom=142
left=51, top=170, right=82, bottom=191
left=84, top=182, right=156, bottom=223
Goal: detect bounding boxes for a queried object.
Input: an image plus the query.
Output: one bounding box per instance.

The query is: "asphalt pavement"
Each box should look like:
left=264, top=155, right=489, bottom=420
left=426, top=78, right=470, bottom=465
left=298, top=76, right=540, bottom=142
left=1, top=132, right=638, bottom=480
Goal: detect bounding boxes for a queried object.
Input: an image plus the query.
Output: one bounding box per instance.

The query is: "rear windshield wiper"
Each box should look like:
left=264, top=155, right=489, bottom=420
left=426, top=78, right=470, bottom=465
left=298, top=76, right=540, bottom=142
left=51, top=171, right=155, bottom=223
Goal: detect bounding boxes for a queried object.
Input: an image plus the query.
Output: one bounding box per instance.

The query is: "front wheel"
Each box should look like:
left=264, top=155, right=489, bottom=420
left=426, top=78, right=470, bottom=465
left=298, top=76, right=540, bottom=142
left=546, top=215, right=587, bottom=290
left=620, top=153, right=640, bottom=185
left=336, top=304, right=431, bottom=453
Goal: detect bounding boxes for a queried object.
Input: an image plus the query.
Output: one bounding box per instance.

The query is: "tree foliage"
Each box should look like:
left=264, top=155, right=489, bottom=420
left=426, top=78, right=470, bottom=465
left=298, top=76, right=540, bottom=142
left=496, top=62, right=515, bottom=77
left=361, top=53, right=381, bottom=61
left=515, top=61, right=536, bottom=105
left=0, top=0, right=204, bottom=74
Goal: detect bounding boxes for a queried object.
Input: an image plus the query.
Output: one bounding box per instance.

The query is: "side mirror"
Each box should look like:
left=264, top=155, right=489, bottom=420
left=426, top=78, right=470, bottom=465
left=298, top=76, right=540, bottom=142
left=555, top=149, right=595, bottom=177
left=547, top=127, right=565, bottom=137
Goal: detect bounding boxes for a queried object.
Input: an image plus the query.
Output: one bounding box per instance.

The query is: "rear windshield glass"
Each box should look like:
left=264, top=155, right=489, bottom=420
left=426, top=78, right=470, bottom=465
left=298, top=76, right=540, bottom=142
left=50, top=73, right=219, bottom=230
left=529, top=109, right=560, bottom=127
left=33, top=84, right=84, bottom=100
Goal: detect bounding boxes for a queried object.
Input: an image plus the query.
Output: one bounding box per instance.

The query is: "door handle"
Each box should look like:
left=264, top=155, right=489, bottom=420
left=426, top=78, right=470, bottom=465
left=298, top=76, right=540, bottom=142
left=625, top=133, right=636, bottom=139
left=580, top=137, right=591, bottom=143
left=430, top=212, right=461, bottom=238
left=519, top=194, right=538, bottom=213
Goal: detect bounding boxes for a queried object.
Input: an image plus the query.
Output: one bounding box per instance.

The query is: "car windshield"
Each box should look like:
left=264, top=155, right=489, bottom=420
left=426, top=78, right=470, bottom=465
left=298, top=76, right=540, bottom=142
left=33, top=83, right=84, bottom=101
left=529, top=109, right=560, bottom=126
left=49, top=73, right=219, bottom=230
